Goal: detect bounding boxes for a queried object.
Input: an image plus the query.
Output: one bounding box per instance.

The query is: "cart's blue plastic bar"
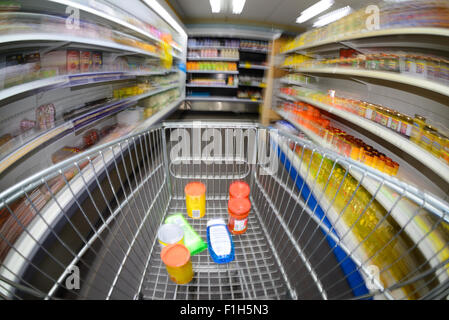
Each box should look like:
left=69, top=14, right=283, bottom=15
left=274, top=142, right=370, bottom=298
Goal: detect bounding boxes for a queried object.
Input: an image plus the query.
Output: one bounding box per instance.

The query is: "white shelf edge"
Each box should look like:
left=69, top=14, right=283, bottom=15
left=292, top=67, right=449, bottom=98
left=277, top=92, right=449, bottom=185
left=0, top=70, right=177, bottom=102
left=185, top=96, right=262, bottom=103
left=275, top=108, right=449, bottom=286
left=281, top=27, right=449, bottom=54
left=0, top=33, right=160, bottom=59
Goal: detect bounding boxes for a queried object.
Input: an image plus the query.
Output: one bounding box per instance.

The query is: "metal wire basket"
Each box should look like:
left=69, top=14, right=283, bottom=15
left=0, top=121, right=448, bottom=300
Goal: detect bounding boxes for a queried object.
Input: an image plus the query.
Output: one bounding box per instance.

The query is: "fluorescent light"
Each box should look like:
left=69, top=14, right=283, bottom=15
left=296, top=0, right=334, bottom=24
left=142, top=0, right=187, bottom=38
left=210, top=0, right=221, bottom=13
left=313, top=6, right=352, bottom=27
left=232, top=0, right=246, bottom=14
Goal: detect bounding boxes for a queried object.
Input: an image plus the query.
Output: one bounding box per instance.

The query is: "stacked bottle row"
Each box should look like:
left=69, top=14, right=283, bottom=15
left=278, top=96, right=400, bottom=176
left=186, top=61, right=237, bottom=72
left=281, top=85, right=449, bottom=166
left=187, top=48, right=239, bottom=59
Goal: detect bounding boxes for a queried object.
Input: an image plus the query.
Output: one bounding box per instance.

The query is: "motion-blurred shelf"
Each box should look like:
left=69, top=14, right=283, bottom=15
left=277, top=92, right=449, bottom=185
left=281, top=27, right=449, bottom=54
left=289, top=67, right=449, bottom=98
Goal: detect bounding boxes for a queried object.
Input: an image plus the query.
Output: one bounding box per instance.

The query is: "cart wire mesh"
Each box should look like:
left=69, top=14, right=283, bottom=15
left=0, top=121, right=448, bottom=300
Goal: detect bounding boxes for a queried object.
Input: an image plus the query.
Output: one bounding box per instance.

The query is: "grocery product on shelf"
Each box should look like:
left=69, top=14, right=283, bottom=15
left=187, top=48, right=239, bottom=59
left=281, top=0, right=449, bottom=53
left=157, top=224, right=184, bottom=247
left=280, top=85, right=449, bottom=166
left=165, top=214, right=207, bottom=255
left=160, top=243, right=194, bottom=284
left=239, top=75, right=265, bottom=87
left=282, top=51, right=449, bottom=86
left=227, top=197, right=251, bottom=235
left=206, top=218, right=235, bottom=264
left=237, top=89, right=262, bottom=100
left=240, top=39, right=269, bottom=52
left=35, top=103, right=55, bottom=130
left=188, top=38, right=240, bottom=48
left=278, top=98, right=400, bottom=176
left=51, top=146, right=82, bottom=164
left=83, top=129, right=100, bottom=148
left=186, top=61, right=237, bottom=72
left=185, top=181, right=206, bottom=219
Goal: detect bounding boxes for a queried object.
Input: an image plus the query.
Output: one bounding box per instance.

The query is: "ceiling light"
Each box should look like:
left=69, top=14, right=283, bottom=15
left=210, top=0, right=221, bottom=13
left=232, top=0, right=246, bottom=14
left=313, top=6, right=352, bottom=27
left=296, top=0, right=334, bottom=24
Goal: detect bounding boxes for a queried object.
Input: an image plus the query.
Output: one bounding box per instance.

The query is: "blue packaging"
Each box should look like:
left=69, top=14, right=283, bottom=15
left=206, top=218, right=235, bottom=264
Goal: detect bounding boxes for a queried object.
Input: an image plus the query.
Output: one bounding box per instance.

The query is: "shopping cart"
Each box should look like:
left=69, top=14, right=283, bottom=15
left=0, top=121, right=448, bottom=300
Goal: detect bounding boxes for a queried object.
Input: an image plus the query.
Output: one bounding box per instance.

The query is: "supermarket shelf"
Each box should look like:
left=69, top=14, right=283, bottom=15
left=293, top=67, right=449, bottom=98
left=185, top=96, right=262, bottom=103
left=274, top=108, right=449, bottom=285
left=131, top=97, right=183, bottom=133
left=239, top=48, right=269, bottom=54
left=281, top=27, right=449, bottom=54
left=0, top=98, right=185, bottom=291
left=239, top=64, right=269, bottom=70
left=0, top=33, right=160, bottom=59
left=279, top=78, right=313, bottom=87
left=239, top=82, right=265, bottom=88
left=188, top=46, right=239, bottom=50
left=187, top=57, right=239, bottom=61
left=186, top=84, right=238, bottom=88
left=186, top=70, right=239, bottom=74
left=0, top=84, right=179, bottom=175
left=276, top=92, right=449, bottom=185
left=0, top=70, right=177, bottom=103
left=46, top=0, right=164, bottom=46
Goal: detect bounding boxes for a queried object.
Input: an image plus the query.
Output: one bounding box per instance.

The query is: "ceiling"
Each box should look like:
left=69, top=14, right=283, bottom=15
left=165, top=0, right=375, bottom=33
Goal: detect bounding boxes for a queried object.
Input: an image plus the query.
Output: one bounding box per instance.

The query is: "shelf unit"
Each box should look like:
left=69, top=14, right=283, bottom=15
left=0, top=70, right=177, bottom=103
left=0, top=0, right=187, bottom=298
left=281, top=27, right=449, bottom=54
left=276, top=92, right=449, bottom=185
left=186, top=70, right=239, bottom=74
left=272, top=15, right=449, bottom=299
left=275, top=107, right=449, bottom=288
left=187, top=57, right=239, bottom=61
left=185, top=35, right=271, bottom=111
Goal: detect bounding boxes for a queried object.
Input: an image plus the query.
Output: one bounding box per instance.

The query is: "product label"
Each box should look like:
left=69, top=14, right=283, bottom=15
left=192, top=210, right=201, bottom=218
left=233, top=218, right=247, bottom=232
left=210, top=225, right=231, bottom=255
